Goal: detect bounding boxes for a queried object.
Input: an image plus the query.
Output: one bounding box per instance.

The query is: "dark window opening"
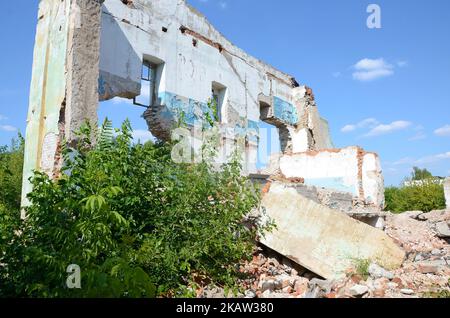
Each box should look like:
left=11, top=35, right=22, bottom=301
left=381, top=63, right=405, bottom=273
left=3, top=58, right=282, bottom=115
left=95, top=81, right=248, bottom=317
left=134, top=62, right=157, bottom=108
left=211, top=82, right=227, bottom=123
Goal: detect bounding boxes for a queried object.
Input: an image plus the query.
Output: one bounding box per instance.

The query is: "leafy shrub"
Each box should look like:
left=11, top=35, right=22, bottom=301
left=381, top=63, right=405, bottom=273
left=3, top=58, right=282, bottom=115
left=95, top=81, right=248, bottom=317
left=0, top=135, right=24, bottom=211
left=0, top=120, right=268, bottom=297
left=385, top=183, right=445, bottom=213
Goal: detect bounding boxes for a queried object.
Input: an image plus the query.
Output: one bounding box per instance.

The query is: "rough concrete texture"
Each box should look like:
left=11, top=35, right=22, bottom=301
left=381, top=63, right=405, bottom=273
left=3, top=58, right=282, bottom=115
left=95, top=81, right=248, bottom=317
left=65, top=0, right=104, bottom=142
left=278, top=147, right=385, bottom=209
left=259, top=182, right=405, bottom=280
left=445, top=177, right=450, bottom=210
left=21, top=0, right=104, bottom=209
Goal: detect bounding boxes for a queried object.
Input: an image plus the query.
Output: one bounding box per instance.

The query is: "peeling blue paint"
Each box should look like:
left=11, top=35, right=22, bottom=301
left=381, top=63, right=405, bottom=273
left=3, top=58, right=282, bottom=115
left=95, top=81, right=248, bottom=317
left=159, top=91, right=213, bottom=127
left=273, top=96, right=298, bottom=126
left=303, top=177, right=357, bottom=195
left=158, top=91, right=260, bottom=141
left=98, top=74, right=106, bottom=97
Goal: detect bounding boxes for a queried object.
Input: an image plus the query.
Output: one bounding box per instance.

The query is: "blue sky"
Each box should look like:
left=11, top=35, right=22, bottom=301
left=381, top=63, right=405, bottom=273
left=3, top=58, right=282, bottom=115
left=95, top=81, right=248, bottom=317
left=0, top=0, right=449, bottom=185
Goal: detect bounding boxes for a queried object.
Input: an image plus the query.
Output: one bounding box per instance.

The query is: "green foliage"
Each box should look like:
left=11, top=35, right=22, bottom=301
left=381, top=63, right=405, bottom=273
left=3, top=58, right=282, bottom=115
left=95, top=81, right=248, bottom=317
left=352, top=258, right=371, bottom=280
left=0, top=135, right=24, bottom=211
left=0, top=119, right=267, bottom=298
left=384, top=166, right=446, bottom=213
left=205, top=99, right=219, bottom=127
left=385, top=183, right=445, bottom=213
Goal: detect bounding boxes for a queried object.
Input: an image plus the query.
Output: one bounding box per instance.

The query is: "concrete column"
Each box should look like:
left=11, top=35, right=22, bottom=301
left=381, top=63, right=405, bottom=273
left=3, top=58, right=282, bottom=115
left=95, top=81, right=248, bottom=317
left=445, top=177, right=450, bottom=210
left=21, top=0, right=104, bottom=211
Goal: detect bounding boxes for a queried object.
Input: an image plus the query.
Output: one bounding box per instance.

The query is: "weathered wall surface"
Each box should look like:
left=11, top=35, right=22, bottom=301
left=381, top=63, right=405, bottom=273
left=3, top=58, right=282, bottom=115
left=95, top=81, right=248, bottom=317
left=278, top=147, right=385, bottom=209
left=98, top=0, right=332, bottom=172
left=21, top=0, right=103, bottom=209
left=445, top=177, right=450, bottom=210
left=259, top=182, right=405, bottom=280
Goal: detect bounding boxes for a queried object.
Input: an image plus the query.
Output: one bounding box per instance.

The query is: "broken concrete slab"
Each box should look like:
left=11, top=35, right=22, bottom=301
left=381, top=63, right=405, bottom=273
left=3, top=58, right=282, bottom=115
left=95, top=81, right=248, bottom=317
left=259, top=182, right=405, bottom=280
left=445, top=177, right=450, bottom=210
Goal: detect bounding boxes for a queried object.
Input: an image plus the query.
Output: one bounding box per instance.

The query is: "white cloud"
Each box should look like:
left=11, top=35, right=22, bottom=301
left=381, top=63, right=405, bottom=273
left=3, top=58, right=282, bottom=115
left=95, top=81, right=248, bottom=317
left=434, top=125, right=450, bottom=137
left=0, top=114, right=7, bottom=121
left=354, top=58, right=391, bottom=71
left=364, top=120, right=412, bottom=137
left=408, top=131, right=426, bottom=141
left=0, top=125, right=18, bottom=132
left=408, top=125, right=426, bottom=141
left=392, top=157, right=415, bottom=166
left=352, top=58, right=394, bottom=82
left=391, top=152, right=450, bottom=166
left=341, top=118, right=379, bottom=133
left=111, top=97, right=132, bottom=105
left=332, top=72, right=341, bottom=78
left=341, top=125, right=356, bottom=133
left=416, top=152, right=450, bottom=164
left=132, top=130, right=156, bottom=144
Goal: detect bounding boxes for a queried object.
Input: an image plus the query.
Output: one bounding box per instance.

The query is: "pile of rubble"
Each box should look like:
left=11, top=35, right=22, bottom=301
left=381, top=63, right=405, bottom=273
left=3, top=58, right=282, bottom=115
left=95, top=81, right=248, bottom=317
left=199, top=209, right=450, bottom=299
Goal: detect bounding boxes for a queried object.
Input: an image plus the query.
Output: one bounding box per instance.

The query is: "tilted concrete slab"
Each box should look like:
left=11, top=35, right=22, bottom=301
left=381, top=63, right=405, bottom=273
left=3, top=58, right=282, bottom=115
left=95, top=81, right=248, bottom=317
left=259, top=182, right=405, bottom=280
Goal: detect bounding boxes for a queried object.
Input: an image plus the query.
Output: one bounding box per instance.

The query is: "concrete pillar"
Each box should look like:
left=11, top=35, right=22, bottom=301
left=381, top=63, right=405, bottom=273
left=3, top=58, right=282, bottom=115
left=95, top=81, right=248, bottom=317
left=445, top=177, right=450, bottom=210
left=21, top=0, right=104, bottom=212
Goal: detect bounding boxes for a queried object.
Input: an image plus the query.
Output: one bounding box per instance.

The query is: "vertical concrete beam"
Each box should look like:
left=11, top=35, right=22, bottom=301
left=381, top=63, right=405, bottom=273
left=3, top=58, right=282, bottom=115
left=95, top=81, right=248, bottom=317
left=445, top=177, right=450, bottom=210
left=65, top=0, right=104, bottom=142
left=21, top=0, right=104, bottom=211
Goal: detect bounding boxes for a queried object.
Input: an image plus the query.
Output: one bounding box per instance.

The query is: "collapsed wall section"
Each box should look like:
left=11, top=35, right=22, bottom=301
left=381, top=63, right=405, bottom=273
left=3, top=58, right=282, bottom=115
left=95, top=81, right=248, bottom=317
left=259, top=182, right=405, bottom=280
left=98, top=0, right=333, bottom=172
left=278, top=147, right=385, bottom=209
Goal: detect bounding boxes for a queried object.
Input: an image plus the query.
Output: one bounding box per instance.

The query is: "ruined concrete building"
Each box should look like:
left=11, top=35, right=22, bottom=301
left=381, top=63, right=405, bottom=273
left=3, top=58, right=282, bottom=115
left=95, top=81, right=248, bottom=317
left=23, top=0, right=383, bottom=207
left=22, top=0, right=403, bottom=279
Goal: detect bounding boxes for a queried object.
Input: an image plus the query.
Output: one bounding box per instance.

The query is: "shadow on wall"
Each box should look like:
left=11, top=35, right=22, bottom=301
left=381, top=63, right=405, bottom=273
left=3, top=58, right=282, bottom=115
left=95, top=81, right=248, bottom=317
left=98, top=5, right=142, bottom=102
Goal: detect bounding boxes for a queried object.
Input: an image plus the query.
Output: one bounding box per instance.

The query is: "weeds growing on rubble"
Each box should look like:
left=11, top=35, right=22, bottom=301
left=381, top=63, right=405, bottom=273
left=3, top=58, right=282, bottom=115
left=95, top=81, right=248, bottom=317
left=0, top=119, right=270, bottom=298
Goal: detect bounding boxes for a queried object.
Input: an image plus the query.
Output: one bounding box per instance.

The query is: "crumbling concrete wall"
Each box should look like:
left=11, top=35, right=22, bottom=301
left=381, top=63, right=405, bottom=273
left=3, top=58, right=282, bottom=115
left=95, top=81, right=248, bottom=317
left=277, top=147, right=385, bottom=209
left=21, top=0, right=104, bottom=209
left=98, top=0, right=333, bottom=172
left=24, top=0, right=383, bottom=212
left=445, top=177, right=450, bottom=210
left=259, top=182, right=405, bottom=280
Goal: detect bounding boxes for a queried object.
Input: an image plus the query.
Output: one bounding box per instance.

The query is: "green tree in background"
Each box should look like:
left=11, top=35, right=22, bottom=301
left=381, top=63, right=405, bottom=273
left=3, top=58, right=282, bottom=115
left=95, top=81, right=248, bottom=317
left=410, top=166, right=433, bottom=181
left=0, top=120, right=270, bottom=298
left=0, top=135, right=24, bottom=211
left=385, top=167, right=445, bottom=213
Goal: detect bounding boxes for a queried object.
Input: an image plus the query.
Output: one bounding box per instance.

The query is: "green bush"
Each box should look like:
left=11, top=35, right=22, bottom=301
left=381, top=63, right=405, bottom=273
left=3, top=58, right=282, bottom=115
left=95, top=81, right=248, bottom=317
left=385, top=183, right=446, bottom=213
left=0, top=120, right=268, bottom=297
left=0, top=135, right=24, bottom=211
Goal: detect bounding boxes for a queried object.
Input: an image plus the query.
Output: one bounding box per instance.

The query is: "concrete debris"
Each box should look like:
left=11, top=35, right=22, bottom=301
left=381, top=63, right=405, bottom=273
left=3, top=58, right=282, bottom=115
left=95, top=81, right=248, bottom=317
left=258, top=182, right=405, bottom=280
left=349, top=284, right=369, bottom=297
left=199, top=208, right=450, bottom=298
left=400, top=289, right=415, bottom=295
left=23, top=0, right=450, bottom=300
left=277, top=147, right=385, bottom=209
left=368, top=263, right=394, bottom=280
left=435, top=222, right=450, bottom=238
